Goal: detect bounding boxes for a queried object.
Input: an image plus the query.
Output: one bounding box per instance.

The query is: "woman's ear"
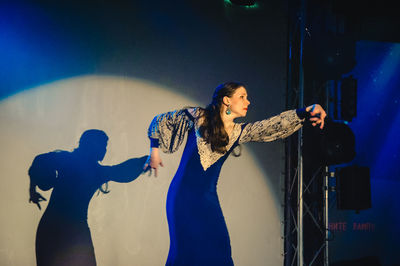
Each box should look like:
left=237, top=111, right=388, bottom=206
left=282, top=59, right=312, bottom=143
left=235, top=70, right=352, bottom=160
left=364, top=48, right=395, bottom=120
left=222, top=96, right=230, bottom=106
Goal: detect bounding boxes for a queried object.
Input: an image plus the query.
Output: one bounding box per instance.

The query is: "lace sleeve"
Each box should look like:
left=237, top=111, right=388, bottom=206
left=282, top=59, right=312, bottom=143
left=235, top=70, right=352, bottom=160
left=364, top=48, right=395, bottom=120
left=239, top=109, right=304, bottom=144
left=148, top=108, right=195, bottom=153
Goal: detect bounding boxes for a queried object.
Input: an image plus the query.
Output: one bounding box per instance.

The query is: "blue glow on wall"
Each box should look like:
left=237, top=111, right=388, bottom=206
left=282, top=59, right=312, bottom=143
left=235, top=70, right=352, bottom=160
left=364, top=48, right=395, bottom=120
left=350, top=42, right=400, bottom=181
left=329, top=41, right=400, bottom=265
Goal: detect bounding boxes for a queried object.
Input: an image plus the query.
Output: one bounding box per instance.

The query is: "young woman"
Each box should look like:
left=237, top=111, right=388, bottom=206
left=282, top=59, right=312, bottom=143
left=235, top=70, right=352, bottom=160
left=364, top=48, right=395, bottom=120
left=29, top=129, right=147, bottom=266
left=144, top=82, right=326, bottom=265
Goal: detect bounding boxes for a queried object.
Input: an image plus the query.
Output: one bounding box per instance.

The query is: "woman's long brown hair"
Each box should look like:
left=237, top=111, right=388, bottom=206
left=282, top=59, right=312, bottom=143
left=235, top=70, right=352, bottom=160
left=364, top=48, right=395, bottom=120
left=198, top=82, right=245, bottom=154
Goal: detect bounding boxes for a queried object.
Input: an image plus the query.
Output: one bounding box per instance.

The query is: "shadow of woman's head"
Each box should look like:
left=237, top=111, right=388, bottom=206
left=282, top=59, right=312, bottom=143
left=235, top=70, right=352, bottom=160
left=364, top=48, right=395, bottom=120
left=76, top=129, right=109, bottom=162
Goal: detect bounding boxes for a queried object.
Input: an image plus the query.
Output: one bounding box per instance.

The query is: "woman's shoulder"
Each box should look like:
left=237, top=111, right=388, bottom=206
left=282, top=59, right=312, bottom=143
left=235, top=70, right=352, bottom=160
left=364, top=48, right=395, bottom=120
left=185, top=107, right=205, bottom=120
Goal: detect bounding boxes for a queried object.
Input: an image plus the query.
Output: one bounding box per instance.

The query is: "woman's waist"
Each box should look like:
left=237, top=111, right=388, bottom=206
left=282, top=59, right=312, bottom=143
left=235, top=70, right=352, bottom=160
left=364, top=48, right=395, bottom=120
left=170, top=174, right=219, bottom=192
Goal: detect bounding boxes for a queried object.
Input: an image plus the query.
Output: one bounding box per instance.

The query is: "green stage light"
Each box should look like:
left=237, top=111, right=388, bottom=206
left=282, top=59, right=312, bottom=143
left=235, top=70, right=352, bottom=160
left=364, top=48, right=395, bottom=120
left=224, top=0, right=259, bottom=8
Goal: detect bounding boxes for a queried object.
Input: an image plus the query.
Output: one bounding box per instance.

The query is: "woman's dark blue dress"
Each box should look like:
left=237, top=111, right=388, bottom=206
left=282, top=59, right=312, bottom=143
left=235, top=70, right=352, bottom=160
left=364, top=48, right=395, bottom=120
left=148, top=108, right=304, bottom=265
left=166, top=126, right=241, bottom=265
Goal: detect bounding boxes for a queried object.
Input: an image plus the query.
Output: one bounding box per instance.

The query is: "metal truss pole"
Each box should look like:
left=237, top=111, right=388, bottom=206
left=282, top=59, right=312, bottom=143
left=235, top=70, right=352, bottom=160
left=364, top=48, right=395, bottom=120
left=323, top=79, right=336, bottom=266
left=297, top=0, right=306, bottom=264
left=324, top=166, right=329, bottom=266
left=297, top=128, right=304, bottom=266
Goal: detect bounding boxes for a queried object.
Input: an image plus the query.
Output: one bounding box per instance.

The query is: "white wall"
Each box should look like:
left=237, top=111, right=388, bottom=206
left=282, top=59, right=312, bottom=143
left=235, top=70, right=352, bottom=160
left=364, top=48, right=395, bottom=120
left=0, top=76, right=284, bottom=265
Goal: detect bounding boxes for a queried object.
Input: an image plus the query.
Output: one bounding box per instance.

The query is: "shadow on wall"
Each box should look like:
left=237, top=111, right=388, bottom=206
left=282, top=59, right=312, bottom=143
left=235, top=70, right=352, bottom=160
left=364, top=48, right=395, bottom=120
left=28, top=129, right=147, bottom=266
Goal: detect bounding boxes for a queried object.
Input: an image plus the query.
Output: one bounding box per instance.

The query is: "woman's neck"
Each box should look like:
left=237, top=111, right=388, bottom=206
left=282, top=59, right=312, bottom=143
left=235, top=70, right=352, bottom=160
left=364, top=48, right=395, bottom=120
left=221, top=112, right=235, bottom=135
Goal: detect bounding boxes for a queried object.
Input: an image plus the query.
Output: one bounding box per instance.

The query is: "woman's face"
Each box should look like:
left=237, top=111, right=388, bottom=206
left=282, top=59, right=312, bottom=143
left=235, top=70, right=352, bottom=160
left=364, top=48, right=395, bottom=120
left=227, top=86, right=250, bottom=118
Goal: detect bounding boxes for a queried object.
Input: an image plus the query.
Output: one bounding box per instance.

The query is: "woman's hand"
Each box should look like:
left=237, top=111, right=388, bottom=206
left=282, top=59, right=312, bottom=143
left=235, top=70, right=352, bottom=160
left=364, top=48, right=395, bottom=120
left=143, top=147, right=164, bottom=177
left=306, top=104, right=327, bottom=129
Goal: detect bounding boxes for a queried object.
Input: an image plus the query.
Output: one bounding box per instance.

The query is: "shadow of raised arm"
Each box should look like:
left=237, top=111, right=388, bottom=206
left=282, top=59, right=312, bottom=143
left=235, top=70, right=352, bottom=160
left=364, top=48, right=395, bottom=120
left=103, top=155, right=148, bottom=183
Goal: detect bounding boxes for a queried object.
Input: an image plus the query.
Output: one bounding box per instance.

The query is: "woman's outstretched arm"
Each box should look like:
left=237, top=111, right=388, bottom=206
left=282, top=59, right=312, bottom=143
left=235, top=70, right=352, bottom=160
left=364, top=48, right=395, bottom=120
left=239, top=104, right=326, bottom=144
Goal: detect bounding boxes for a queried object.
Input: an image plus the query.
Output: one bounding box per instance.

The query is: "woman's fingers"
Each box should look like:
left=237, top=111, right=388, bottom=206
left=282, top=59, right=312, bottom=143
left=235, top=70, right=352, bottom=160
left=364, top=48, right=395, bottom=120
left=310, top=117, right=325, bottom=128
left=148, top=162, right=159, bottom=177
left=143, top=156, right=163, bottom=177
left=307, top=104, right=327, bottom=129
